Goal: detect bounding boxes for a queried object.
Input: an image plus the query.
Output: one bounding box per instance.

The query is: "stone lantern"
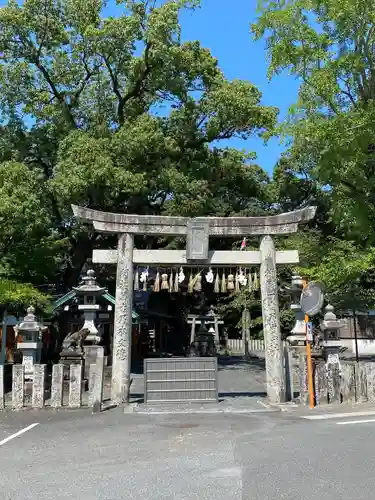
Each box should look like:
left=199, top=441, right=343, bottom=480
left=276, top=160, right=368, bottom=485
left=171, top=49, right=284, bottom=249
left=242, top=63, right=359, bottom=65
left=284, top=275, right=306, bottom=347
left=14, top=306, right=47, bottom=381
left=289, top=275, right=306, bottom=346
left=72, top=269, right=106, bottom=378
left=189, top=321, right=216, bottom=357
left=320, top=304, right=345, bottom=363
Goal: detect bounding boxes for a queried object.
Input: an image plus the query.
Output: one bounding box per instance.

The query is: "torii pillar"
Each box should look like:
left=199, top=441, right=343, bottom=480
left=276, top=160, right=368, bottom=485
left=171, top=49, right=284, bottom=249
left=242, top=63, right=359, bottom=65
left=71, top=205, right=316, bottom=405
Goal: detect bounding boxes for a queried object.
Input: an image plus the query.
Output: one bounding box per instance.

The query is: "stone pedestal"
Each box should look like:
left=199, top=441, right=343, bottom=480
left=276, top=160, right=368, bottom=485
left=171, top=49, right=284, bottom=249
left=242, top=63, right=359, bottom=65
left=78, top=304, right=101, bottom=344
left=83, top=345, right=103, bottom=381
left=59, top=349, right=87, bottom=392
left=285, top=275, right=306, bottom=347
left=18, top=344, right=42, bottom=381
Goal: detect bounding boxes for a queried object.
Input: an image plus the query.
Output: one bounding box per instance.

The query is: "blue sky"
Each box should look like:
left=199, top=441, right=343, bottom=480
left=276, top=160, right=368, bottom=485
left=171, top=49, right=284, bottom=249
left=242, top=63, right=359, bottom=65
left=178, top=0, right=300, bottom=174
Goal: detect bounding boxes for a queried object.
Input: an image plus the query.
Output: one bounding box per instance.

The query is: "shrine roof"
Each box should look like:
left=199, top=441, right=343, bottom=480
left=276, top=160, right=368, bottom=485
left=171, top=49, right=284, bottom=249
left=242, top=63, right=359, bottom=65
left=52, top=290, right=139, bottom=320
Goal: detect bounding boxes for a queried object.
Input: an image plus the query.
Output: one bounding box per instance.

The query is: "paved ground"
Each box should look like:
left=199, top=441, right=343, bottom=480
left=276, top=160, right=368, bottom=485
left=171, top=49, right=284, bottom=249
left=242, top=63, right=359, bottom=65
left=2, top=403, right=375, bottom=499
left=4, top=356, right=375, bottom=499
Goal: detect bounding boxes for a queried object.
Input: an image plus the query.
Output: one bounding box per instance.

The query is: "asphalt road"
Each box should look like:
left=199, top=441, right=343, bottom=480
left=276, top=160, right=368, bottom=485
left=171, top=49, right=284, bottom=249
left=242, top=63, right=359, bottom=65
left=1, top=406, right=375, bottom=500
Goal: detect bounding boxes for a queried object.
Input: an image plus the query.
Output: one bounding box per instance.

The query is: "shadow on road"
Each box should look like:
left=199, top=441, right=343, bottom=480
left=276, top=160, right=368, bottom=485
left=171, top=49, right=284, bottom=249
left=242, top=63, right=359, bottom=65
left=218, top=391, right=266, bottom=400
left=217, top=356, right=265, bottom=370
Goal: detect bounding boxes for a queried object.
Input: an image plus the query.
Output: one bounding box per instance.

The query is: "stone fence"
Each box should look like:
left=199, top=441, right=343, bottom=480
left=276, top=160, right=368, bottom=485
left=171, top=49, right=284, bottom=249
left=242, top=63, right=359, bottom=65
left=294, top=358, right=375, bottom=407
left=0, top=358, right=105, bottom=412
left=227, top=338, right=265, bottom=353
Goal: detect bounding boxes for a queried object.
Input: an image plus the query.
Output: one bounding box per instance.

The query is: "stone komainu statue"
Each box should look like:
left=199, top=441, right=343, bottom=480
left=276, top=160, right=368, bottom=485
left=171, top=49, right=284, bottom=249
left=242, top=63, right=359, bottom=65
left=62, top=327, right=91, bottom=351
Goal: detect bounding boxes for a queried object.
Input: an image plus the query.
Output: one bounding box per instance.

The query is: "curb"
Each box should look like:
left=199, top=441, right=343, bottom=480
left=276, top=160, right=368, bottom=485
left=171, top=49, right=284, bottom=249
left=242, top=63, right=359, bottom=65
left=124, top=401, right=281, bottom=415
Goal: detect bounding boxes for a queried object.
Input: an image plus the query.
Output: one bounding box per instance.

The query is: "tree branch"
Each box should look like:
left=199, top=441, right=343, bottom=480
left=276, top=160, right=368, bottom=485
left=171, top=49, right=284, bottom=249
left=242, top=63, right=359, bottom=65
left=102, top=55, right=124, bottom=126
left=120, top=41, right=153, bottom=112
left=70, top=51, right=99, bottom=106
left=103, top=41, right=153, bottom=127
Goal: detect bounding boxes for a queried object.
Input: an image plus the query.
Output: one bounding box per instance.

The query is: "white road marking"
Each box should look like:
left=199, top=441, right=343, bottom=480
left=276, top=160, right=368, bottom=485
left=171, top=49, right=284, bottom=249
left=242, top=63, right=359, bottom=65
left=336, top=419, right=375, bottom=426
left=302, top=410, right=375, bottom=420
left=0, top=423, right=39, bottom=446
left=257, top=400, right=271, bottom=408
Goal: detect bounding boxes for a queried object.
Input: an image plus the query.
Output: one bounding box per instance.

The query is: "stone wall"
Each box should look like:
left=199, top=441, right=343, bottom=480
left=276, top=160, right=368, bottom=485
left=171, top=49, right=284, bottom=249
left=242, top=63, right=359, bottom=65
left=0, top=358, right=105, bottom=412
left=295, top=358, right=375, bottom=406
left=227, top=339, right=265, bottom=353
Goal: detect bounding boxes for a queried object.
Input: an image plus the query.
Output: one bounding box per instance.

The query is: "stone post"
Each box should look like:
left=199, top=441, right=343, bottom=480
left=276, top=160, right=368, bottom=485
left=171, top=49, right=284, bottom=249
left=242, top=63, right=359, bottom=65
left=89, top=346, right=104, bottom=413
left=32, top=364, right=46, bottom=408
left=12, top=364, right=24, bottom=409
left=111, top=233, right=134, bottom=405
left=68, top=364, right=82, bottom=408
left=260, top=235, right=285, bottom=404
left=320, top=304, right=345, bottom=404
left=0, top=364, right=4, bottom=409
left=51, top=364, right=64, bottom=408
left=242, top=308, right=251, bottom=358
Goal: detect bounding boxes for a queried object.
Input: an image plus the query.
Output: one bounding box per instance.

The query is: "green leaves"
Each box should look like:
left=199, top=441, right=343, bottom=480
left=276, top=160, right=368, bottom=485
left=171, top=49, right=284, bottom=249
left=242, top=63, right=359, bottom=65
left=0, top=161, right=68, bottom=284
left=299, top=240, right=375, bottom=311
left=0, top=279, right=50, bottom=311
left=253, top=0, right=375, bottom=248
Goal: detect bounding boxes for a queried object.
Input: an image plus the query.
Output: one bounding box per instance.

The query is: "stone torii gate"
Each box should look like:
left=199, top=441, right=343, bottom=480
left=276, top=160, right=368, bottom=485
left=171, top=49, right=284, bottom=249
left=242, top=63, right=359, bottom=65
left=71, top=205, right=316, bottom=405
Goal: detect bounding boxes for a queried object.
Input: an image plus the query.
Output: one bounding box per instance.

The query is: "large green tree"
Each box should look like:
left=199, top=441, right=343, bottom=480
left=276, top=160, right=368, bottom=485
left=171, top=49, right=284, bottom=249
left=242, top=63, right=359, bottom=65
left=253, top=0, right=375, bottom=242
left=252, top=0, right=375, bottom=311
left=0, top=0, right=277, bottom=290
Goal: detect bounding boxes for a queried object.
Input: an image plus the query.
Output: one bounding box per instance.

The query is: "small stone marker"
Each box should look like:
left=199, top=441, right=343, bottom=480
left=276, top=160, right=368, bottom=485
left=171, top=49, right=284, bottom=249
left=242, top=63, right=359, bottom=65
left=89, top=347, right=104, bottom=413
left=340, top=363, right=356, bottom=403
left=366, top=363, right=375, bottom=403
left=356, top=363, right=368, bottom=403
left=12, top=364, right=24, bottom=409
left=31, top=364, right=46, bottom=408
left=314, top=362, right=328, bottom=405
left=298, top=355, right=308, bottom=405
left=326, top=362, right=341, bottom=404
left=51, top=363, right=64, bottom=408
left=0, top=365, right=4, bottom=409
left=68, top=364, right=82, bottom=408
